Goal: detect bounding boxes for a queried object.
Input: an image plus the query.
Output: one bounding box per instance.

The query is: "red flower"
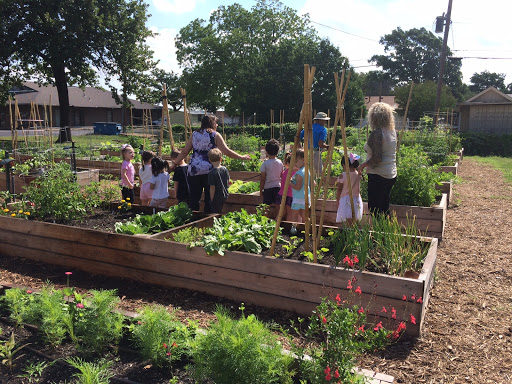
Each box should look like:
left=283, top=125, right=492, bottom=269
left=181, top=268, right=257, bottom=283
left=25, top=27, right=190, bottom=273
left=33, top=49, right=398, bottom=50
left=342, top=255, right=350, bottom=265
left=137, top=321, right=142, bottom=324
left=334, top=370, right=340, bottom=379
left=398, top=322, right=406, bottom=331
left=410, top=314, right=416, bottom=325
left=322, top=316, right=327, bottom=324
left=325, top=373, right=331, bottom=381
left=335, top=293, right=341, bottom=302
left=172, top=342, right=177, bottom=347
left=324, top=366, right=331, bottom=374
left=381, top=307, right=387, bottom=313
left=162, top=343, right=168, bottom=349
left=373, top=321, right=383, bottom=331
left=353, top=255, right=359, bottom=263
left=26, top=290, right=32, bottom=294
left=355, top=286, right=362, bottom=295
left=391, top=307, right=397, bottom=319
left=417, top=297, right=423, bottom=303
left=358, top=325, right=365, bottom=332
left=402, top=295, right=407, bottom=301
left=411, top=294, right=416, bottom=301
left=347, top=280, right=353, bottom=290
left=167, top=352, right=171, bottom=356
left=358, top=307, right=364, bottom=314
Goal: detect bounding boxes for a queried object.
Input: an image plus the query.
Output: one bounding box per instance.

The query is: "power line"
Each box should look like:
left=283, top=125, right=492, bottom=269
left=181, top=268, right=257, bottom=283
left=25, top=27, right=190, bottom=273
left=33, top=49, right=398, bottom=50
left=309, top=20, right=379, bottom=42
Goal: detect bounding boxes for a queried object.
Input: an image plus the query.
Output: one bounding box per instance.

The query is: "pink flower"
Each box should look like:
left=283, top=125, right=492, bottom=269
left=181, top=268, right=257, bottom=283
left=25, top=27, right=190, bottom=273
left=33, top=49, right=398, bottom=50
left=335, top=293, right=341, bottom=302
left=65, top=272, right=72, bottom=275
left=76, top=303, right=84, bottom=308
left=411, top=294, right=416, bottom=301
left=347, top=280, right=353, bottom=290
left=402, top=295, right=407, bottom=301
left=26, top=290, right=32, bottom=294
left=167, top=352, right=171, bottom=356
left=353, top=255, right=359, bottom=264
left=137, top=321, right=142, bottom=324
left=410, top=314, right=417, bottom=325
left=391, top=307, right=397, bottom=319
left=355, top=286, right=362, bottom=295
left=417, top=297, right=423, bottom=303
left=381, top=307, right=387, bottom=313
left=374, top=321, right=383, bottom=331
left=398, top=322, right=406, bottom=331
left=358, top=307, right=364, bottom=314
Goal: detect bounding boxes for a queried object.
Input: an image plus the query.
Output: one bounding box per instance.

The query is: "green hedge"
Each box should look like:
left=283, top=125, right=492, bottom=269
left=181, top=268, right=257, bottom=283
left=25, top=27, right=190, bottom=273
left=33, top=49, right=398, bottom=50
left=460, top=132, right=512, bottom=157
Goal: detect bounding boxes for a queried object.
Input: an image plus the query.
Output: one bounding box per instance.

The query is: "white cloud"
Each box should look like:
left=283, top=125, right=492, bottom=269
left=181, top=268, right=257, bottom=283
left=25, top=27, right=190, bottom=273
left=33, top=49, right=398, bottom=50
left=152, top=0, right=197, bottom=14
left=299, top=0, right=512, bottom=84
left=147, top=26, right=181, bottom=74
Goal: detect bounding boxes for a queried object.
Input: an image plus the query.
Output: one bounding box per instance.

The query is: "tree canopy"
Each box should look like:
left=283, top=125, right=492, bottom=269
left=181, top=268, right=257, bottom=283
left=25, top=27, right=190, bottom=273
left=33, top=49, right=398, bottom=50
left=0, top=0, right=155, bottom=141
left=175, top=0, right=362, bottom=124
left=370, top=27, right=466, bottom=101
left=469, top=70, right=512, bottom=94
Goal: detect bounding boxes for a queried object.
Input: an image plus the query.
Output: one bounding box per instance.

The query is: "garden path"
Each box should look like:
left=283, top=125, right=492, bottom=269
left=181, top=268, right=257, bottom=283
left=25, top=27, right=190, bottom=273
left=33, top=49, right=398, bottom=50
left=359, top=157, right=512, bottom=383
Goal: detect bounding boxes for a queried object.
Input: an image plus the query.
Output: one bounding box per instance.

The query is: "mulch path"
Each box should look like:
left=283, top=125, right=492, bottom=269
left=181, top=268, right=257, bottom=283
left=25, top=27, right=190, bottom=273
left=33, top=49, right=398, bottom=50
left=358, top=157, right=512, bottom=383
left=1, top=158, right=511, bottom=383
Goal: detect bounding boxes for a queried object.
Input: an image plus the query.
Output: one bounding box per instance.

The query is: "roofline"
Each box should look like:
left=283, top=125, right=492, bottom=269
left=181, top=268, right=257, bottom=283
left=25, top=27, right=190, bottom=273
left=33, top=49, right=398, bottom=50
left=465, top=86, right=512, bottom=103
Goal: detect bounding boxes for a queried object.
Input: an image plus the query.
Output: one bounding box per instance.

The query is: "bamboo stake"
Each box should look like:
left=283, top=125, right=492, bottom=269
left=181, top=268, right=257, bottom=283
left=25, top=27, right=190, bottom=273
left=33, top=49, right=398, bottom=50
left=279, top=109, right=284, bottom=151
left=270, top=66, right=315, bottom=256
left=130, top=106, right=134, bottom=134
left=49, top=95, right=53, bottom=160
left=15, top=100, right=28, bottom=148
left=181, top=88, right=190, bottom=143
left=303, top=66, right=311, bottom=253
left=398, top=81, right=414, bottom=152
left=43, top=103, right=48, bottom=148
left=9, top=96, right=14, bottom=151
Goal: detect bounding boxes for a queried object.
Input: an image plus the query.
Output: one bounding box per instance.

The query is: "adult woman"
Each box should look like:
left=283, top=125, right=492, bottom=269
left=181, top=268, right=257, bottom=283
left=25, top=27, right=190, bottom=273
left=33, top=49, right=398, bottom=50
left=172, top=115, right=250, bottom=213
left=357, top=102, right=397, bottom=216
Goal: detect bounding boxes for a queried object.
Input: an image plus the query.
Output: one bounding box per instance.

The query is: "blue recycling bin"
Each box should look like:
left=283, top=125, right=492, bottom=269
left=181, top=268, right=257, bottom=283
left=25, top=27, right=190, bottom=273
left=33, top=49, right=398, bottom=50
left=93, top=122, right=122, bottom=135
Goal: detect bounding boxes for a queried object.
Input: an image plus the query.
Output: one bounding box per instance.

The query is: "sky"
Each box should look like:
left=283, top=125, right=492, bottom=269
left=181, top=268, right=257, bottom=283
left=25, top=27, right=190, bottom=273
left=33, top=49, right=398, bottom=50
left=145, top=0, right=512, bottom=86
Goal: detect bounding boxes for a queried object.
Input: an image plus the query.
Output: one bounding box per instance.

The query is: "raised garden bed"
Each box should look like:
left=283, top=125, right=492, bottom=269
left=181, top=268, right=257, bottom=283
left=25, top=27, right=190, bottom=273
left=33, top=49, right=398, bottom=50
left=0, top=168, right=99, bottom=192
left=0, top=212, right=437, bottom=337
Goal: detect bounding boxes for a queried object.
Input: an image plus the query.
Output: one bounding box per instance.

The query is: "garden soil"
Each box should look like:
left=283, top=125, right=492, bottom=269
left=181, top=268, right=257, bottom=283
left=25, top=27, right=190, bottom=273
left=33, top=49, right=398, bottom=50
left=1, top=158, right=511, bottom=383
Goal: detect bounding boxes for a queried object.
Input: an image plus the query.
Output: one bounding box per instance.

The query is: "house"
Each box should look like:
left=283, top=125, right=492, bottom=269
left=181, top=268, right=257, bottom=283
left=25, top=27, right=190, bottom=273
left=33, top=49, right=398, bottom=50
left=0, top=81, right=158, bottom=130
left=365, top=95, right=398, bottom=111
left=458, top=87, right=512, bottom=134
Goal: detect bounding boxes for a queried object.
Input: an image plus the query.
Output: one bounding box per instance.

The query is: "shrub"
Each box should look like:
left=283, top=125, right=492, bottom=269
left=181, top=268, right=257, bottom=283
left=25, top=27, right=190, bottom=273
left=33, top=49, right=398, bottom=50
left=460, top=132, right=512, bottom=157
left=192, top=306, right=293, bottom=384
left=226, top=134, right=261, bottom=153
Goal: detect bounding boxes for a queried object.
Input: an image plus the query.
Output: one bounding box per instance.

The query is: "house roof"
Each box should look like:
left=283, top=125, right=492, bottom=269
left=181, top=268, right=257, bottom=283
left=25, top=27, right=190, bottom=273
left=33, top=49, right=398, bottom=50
left=365, top=95, right=398, bottom=110
left=10, top=82, right=157, bottom=110
left=460, top=86, right=512, bottom=105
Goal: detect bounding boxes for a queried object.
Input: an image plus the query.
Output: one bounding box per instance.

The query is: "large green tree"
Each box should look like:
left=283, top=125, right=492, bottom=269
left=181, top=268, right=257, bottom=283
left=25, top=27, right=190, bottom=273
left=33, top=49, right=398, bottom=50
left=175, top=0, right=363, bottom=124
left=394, top=81, right=457, bottom=121
left=469, top=70, right=511, bottom=94
left=138, top=69, right=184, bottom=111
left=370, top=27, right=466, bottom=100
left=103, top=0, right=157, bottom=129
left=0, top=0, right=154, bottom=141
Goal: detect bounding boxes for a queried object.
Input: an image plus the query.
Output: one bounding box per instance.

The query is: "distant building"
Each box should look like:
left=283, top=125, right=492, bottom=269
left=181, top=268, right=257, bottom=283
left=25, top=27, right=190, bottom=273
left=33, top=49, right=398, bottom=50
left=458, top=87, right=512, bottom=134
left=0, top=81, right=158, bottom=129
left=365, top=95, right=398, bottom=110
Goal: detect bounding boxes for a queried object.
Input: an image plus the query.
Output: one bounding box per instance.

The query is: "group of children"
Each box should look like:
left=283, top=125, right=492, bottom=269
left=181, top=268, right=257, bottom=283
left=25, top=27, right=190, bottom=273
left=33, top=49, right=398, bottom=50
left=120, top=144, right=230, bottom=212
left=121, top=139, right=364, bottom=225
left=259, top=139, right=364, bottom=225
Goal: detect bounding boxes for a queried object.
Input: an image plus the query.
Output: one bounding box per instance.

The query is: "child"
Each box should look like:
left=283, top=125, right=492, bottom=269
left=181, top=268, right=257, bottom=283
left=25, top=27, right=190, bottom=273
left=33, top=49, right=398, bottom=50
left=335, top=153, right=363, bottom=225
left=171, top=150, right=190, bottom=206
left=207, top=148, right=230, bottom=214
left=275, top=152, right=295, bottom=220
left=289, top=149, right=311, bottom=223
left=121, top=144, right=135, bottom=203
left=139, top=151, right=155, bottom=206
left=260, top=139, right=283, bottom=217
left=149, top=156, right=170, bottom=208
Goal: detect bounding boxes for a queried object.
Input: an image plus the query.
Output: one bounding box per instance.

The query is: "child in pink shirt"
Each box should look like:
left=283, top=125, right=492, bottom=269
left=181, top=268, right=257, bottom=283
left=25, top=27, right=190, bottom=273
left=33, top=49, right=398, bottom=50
left=121, top=144, right=135, bottom=203
left=275, top=153, right=296, bottom=220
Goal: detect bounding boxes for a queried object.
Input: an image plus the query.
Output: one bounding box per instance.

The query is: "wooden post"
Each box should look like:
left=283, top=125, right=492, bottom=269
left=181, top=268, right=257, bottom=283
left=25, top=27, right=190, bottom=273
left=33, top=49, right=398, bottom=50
left=160, top=84, right=174, bottom=155
left=450, top=108, right=454, bottom=151
left=279, top=109, right=284, bottom=151
left=222, top=112, right=225, bottom=137
left=303, top=66, right=311, bottom=254
left=398, top=81, right=414, bottom=152
left=15, top=99, right=28, bottom=148
left=49, top=95, right=53, bottom=160
left=181, top=88, right=190, bottom=143
left=130, top=106, right=134, bottom=134
left=8, top=96, right=14, bottom=151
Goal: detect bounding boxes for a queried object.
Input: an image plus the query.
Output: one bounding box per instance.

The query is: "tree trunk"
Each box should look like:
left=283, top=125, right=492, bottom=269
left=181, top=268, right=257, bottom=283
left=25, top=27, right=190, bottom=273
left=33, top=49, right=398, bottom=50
left=53, top=62, right=72, bottom=143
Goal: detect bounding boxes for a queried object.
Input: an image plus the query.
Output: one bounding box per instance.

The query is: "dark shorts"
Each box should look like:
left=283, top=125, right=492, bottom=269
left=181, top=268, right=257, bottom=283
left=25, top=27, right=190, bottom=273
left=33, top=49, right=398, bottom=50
left=263, top=187, right=280, bottom=205
left=275, top=194, right=293, bottom=207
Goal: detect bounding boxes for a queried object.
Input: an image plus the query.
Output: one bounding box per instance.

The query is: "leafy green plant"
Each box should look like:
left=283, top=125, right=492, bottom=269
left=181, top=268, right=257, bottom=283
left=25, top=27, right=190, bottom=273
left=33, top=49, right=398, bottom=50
left=18, top=360, right=50, bottom=383
left=228, top=180, right=260, bottom=194
left=190, top=207, right=283, bottom=255
left=226, top=134, right=261, bottom=153
left=0, top=329, right=31, bottom=372
left=115, top=202, right=193, bottom=235
left=192, top=306, right=293, bottom=384
left=38, top=285, right=68, bottom=347
left=82, top=176, right=121, bottom=210
left=168, top=226, right=204, bottom=244
left=282, top=235, right=303, bottom=257
left=65, top=357, right=113, bottom=384
left=293, top=297, right=395, bottom=384
left=223, top=152, right=261, bottom=171
left=129, top=306, right=196, bottom=367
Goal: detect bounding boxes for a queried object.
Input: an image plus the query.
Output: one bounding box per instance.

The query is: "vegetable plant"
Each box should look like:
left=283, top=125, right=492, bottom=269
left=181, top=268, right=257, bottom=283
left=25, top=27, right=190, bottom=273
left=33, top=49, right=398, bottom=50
left=228, top=180, right=259, bottom=194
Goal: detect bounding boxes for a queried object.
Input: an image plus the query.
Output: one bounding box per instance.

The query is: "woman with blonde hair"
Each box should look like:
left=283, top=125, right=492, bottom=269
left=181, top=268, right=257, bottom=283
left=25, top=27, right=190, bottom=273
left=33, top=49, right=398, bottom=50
left=357, top=102, right=397, bottom=216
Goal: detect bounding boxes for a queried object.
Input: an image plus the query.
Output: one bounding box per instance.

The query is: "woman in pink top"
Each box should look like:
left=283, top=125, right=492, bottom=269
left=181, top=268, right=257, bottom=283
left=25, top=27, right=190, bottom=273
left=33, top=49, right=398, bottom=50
left=120, top=144, right=135, bottom=203
left=275, top=153, right=296, bottom=220
left=335, top=153, right=363, bottom=226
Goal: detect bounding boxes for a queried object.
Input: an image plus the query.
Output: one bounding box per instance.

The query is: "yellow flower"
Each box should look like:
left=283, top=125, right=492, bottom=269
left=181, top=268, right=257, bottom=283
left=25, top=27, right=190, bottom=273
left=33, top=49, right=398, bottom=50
left=126, top=198, right=130, bottom=201
left=18, top=210, right=23, bottom=213
left=24, top=212, right=30, bottom=216
left=121, top=200, right=126, bottom=203
left=3, top=208, right=8, bottom=213
left=127, top=203, right=132, bottom=206
left=11, top=213, right=16, bottom=217
left=118, top=206, right=122, bottom=209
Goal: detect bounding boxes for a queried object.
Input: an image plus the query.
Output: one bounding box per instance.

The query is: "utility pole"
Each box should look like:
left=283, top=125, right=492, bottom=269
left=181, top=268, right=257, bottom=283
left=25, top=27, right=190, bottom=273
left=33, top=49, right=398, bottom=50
left=434, top=0, right=453, bottom=125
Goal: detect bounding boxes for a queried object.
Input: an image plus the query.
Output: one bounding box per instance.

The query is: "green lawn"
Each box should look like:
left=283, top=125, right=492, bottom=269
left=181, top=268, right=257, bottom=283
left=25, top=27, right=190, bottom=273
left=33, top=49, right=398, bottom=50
left=468, top=156, right=512, bottom=184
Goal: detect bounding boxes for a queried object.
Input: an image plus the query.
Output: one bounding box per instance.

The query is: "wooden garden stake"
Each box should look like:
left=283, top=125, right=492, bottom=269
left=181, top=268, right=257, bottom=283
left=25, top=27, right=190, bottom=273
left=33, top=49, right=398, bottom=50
left=450, top=108, right=454, bottom=151
left=130, top=106, right=134, bottom=134
left=398, top=81, right=414, bottom=152
left=279, top=109, right=284, bottom=151
left=49, top=95, right=53, bottom=160
left=9, top=96, right=14, bottom=151
left=181, top=88, right=191, bottom=142
left=15, top=100, right=28, bottom=148
left=160, top=84, right=174, bottom=155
